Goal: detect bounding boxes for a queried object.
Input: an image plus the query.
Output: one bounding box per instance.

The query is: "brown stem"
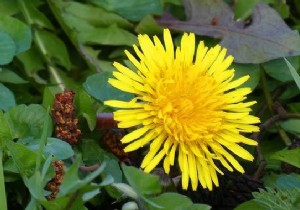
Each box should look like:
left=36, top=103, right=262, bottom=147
left=70, top=157, right=100, bottom=172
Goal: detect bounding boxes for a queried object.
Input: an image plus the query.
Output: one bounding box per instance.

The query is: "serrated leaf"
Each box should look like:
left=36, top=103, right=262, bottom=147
left=158, top=0, right=300, bottom=63
left=0, top=83, right=16, bottom=112
left=122, top=164, right=161, bottom=196
left=0, top=16, right=31, bottom=54
left=0, top=32, right=15, bottom=65
left=78, top=24, right=137, bottom=46
left=271, top=148, right=300, bottom=168
left=90, top=0, right=163, bottom=21
left=35, top=29, right=71, bottom=70
left=0, top=69, right=28, bottom=84
left=83, top=71, right=134, bottom=102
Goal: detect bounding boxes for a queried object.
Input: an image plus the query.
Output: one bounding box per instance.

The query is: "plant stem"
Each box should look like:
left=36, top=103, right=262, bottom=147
left=260, top=67, right=291, bottom=145
left=0, top=150, right=7, bottom=210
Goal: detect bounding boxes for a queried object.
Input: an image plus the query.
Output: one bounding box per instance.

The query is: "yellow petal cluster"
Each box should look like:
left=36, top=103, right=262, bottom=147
left=105, top=29, right=260, bottom=191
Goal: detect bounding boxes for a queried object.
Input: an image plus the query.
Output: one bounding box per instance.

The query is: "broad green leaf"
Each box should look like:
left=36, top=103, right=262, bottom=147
left=285, top=57, right=300, bottom=90
left=147, top=192, right=211, bottom=210
left=89, top=0, right=163, bottom=21
left=58, top=156, right=106, bottom=196
left=83, top=71, right=134, bottom=102
left=6, top=141, right=37, bottom=177
left=275, top=174, right=300, bottom=189
left=147, top=192, right=192, bottom=210
left=0, top=69, right=28, bottom=84
left=234, top=200, right=266, bottom=210
left=19, top=137, right=74, bottom=160
left=35, top=29, right=71, bottom=70
left=0, top=83, right=16, bottom=112
left=231, top=63, right=260, bottom=90
left=5, top=104, right=52, bottom=139
left=78, top=24, right=137, bottom=46
left=122, top=164, right=161, bottom=196
left=263, top=57, right=299, bottom=82
left=271, top=148, right=300, bottom=168
left=0, top=16, right=31, bottom=54
left=75, top=88, right=97, bottom=131
left=17, top=46, right=44, bottom=76
left=281, top=119, right=300, bottom=134
left=0, top=32, right=15, bottom=65
left=0, top=110, right=12, bottom=148
left=158, top=0, right=300, bottom=63
left=61, top=1, right=132, bottom=28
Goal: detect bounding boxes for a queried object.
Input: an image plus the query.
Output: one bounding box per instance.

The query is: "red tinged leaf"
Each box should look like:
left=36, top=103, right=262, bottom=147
left=157, top=0, right=300, bottom=64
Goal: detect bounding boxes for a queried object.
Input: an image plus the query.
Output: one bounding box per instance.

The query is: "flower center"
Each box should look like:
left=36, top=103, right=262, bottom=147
left=152, top=73, right=225, bottom=142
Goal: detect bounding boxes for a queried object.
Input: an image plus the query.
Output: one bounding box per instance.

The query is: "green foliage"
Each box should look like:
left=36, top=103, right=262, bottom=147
left=83, top=71, right=134, bottom=102
left=2, top=0, right=300, bottom=209
left=0, top=83, right=16, bottom=111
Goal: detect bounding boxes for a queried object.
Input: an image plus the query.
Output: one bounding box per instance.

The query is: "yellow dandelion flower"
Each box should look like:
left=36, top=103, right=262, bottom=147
left=104, top=29, right=260, bottom=191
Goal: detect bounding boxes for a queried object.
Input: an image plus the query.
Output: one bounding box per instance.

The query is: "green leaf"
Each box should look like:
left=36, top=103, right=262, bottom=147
left=19, top=137, right=74, bottom=160
left=0, top=83, right=16, bottom=112
left=78, top=24, right=137, bottom=46
left=0, top=0, right=19, bottom=16
left=147, top=192, right=211, bottom=210
left=35, top=29, right=71, bottom=70
left=20, top=1, right=54, bottom=30
left=135, top=15, right=163, bottom=35
left=231, top=63, right=260, bottom=90
left=263, top=57, right=299, bottom=82
left=58, top=156, right=106, bottom=196
left=0, top=32, right=15, bottom=65
left=6, top=141, right=37, bottom=177
left=75, top=88, right=97, bottom=131
left=122, top=164, right=161, bottom=196
left=0, top=16, right=31, bottom=54
left=90, top=0, right=163, bottom=21
left=0, top=69, right=28, bottom=84
left=271, top=148, right=300, bottom=168
left=42, top=86, right=61, bottom=109
left=17, top=46, right=44, bottom=76
left=234, top=200, right=266, bottom=210
left=0, top=110, right=12, bottom=148
left=158, top=1, right=300, bottom=63
left=83, top=71, right=134, bottom=102
left=5, top=104, right=52, bottom=139
left=281, top=119, right=300, bottom=134
left=61, top=1, right=132, bottom=28
left=285, top=57, right=300, bottom=90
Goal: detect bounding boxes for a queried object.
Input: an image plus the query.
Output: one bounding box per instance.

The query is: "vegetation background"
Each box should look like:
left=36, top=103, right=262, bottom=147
left=1, top=0, right=300, bottom=209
